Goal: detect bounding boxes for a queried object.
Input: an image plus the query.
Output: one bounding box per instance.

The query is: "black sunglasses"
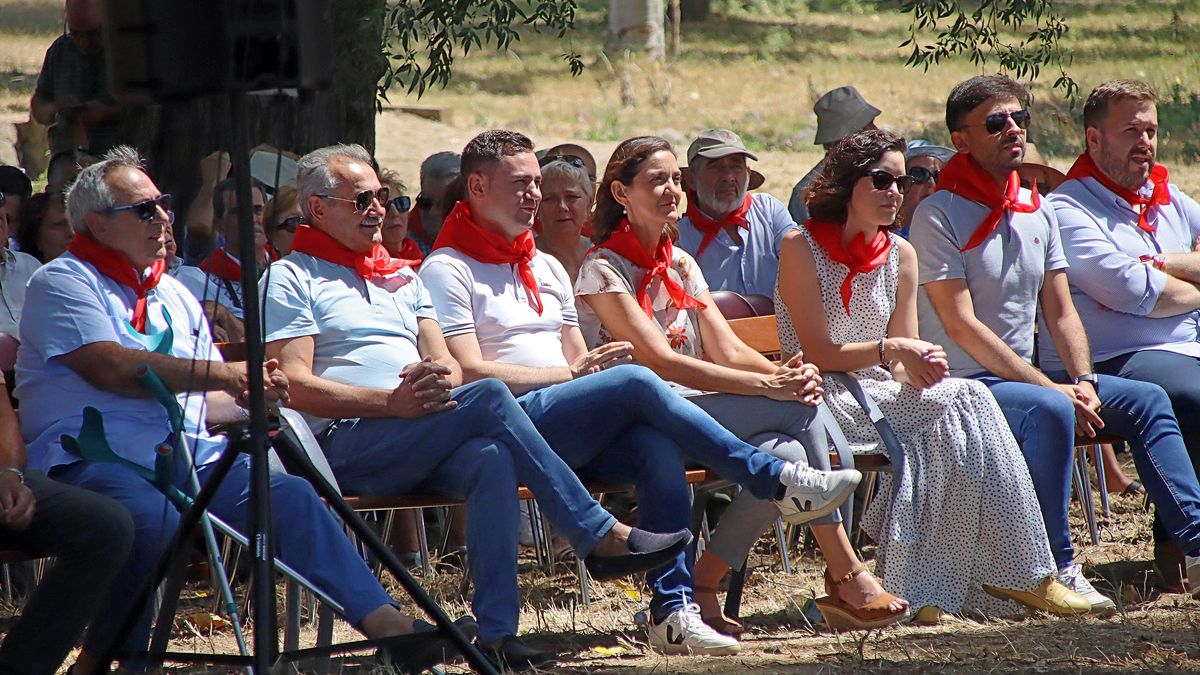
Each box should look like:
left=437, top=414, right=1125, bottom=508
left=100, top=193, right=175, bottom=222
left=866, top=170, right=915, bottom=194
left=907, top=166, right=940, bottom=184
left=317, top=187, right=390, bottom=212
left=965, top=109, right=1032, bottom=135
left=387, top=195, right=412, bottom=213
left=540, top=154, right=587, bottom=169
left=275, top=215, right=303, bottom=233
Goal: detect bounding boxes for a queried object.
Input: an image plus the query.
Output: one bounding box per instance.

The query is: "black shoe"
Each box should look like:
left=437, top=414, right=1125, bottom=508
left=480, top=634, right=558, bottom=672
left=583, top=528, right=692, bottom=581
left=376, top=615, right=478, bottom=673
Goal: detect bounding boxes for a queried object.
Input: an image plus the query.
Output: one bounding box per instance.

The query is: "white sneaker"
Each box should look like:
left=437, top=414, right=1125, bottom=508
left=647, top=603, right=740, bottom=655
left=1057, top=564, right=1114, bottom=612
left=1186, top=555, right=1200, bottom=599
left=775, top=464, right=862, bottom=526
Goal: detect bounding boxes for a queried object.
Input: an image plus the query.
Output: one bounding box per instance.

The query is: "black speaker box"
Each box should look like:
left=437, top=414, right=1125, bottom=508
left=104, top=0, right=333, bottom=101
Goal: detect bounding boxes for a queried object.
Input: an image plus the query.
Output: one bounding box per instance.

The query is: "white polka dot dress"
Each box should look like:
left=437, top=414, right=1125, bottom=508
left=776, top=225, right=1056, bottom=615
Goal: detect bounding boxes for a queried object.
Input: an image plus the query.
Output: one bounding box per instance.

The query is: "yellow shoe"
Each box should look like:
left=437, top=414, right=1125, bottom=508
left=982, top=576, right=1091, bottom=616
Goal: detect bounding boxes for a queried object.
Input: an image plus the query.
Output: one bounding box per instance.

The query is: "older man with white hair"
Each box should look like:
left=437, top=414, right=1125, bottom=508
left=16, top=146, right=470, bottom=672
left=676, top=129, right=795, bottom=300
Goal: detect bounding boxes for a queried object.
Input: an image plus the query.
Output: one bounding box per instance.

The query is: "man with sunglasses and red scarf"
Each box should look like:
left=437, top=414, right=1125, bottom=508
left=1045, top=80, right=1200, bottom=595
left=675, top=129, right=794, bottom=301
left=17, top=147, right=481, bottom=672
left=262, top=142, right=693, bottom=671
left=911, top=75, right=1200, bottom=610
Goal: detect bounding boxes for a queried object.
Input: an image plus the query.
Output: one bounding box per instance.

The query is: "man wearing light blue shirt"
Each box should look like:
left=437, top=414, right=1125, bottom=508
left=1049, top=79, right=1200, bottom=595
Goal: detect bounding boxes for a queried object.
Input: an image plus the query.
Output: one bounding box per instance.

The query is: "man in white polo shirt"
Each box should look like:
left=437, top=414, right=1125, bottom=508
left=910, top=75, right=1200, bottom=612
left=17, top=147, right=470, bottom=673
left=1048, top=79, right=1200, bottom=594
left=676, top=129, right=793, bottom=300
left=262, top=142, right=694, bottom=671
left=419, top=129, right=860, bottom=657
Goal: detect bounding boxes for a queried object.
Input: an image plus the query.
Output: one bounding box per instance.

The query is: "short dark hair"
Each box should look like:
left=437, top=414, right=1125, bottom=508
left=460, top=130, right=535, bottom=179
left=945, top=75, right=1029, bottom=132
left=592, top=136, right=677, bottom=243
left=1082, top=79, right=1157, bottom=130
left=805, top=129, right=907, bottom=225
left=212, top=176, right=264, bottom=219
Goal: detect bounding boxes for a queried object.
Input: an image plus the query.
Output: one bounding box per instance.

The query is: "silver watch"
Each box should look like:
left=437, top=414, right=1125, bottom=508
left=1073, top=373, right=1100, bottom=391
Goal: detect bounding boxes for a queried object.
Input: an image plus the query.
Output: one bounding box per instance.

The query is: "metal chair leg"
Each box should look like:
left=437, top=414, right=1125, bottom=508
left=1093, top=444, right=1111, bottom=517
left=774, top=518, right=793, bottom=575
left=416, top=508, right=432, bottom=576
left=577, top=557, right=591, bottom=607
left=1073, top=447, right=1100, bottom=545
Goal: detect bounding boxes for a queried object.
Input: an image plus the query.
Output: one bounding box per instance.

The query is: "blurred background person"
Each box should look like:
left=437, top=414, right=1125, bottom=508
left=17, top=191, right=73, bottom=263
left=263, top=186, right=301, bottom=258
left=407, top=151, right=461, bottom=254
left=535, top=154, right=593, bottom=283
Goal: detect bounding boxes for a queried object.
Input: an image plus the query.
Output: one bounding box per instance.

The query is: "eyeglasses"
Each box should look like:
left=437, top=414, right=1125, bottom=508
left=415, top=195, right=435, bottom=210
left=317, top=187, right=390, bottom=212
left=907, top=166, right=940, bottom=184
left=964, top=109, right=1032, bottom=135
left=387, top=195, right=412, bottom=213
left=866, top=170, right=914, bottom=194
left=100, top=194, right=175, bottom=222
left=540, top=154, right=587, bottom=169
left=275, top=215, right=303, bottom=233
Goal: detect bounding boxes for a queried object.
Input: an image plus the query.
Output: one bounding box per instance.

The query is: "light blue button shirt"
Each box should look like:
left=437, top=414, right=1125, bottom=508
left=676, top=192, right=796, bottom=298
left=1042, top=176, right=1200, bottom=370
left=17, top=254, right=227, bottom=473
left=261, top=252, right=436, bottom=434
left=176, top=262, right=245, bottom=319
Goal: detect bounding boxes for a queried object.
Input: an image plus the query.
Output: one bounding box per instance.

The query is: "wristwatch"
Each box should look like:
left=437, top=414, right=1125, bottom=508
left=1073, top=373, right=1101, bottom=392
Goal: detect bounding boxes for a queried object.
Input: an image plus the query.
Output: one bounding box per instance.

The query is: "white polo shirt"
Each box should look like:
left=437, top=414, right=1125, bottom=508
left=419, top=248, right=574, bottom=369
left=676, top=192, right=795, bottom=298
left=262, top=252, right=435, bottom=433
left=0, top=247, right=41, bottom=336
left=17, top=253, right=227, bottom=473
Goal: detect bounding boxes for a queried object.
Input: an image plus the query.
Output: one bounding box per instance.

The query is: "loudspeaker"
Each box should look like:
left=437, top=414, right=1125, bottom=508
left=104, top=0, right=333, bottom=101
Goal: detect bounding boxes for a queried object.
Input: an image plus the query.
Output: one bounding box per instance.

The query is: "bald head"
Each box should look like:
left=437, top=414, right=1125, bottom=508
left=65, top=0, right=102, bottom=33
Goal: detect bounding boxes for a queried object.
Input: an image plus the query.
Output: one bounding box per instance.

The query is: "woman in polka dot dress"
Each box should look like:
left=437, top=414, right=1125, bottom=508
left=775, top=129, right=1091, bottom=619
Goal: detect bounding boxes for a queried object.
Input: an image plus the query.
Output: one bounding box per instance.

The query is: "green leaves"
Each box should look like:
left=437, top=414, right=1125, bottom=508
left=898, top=0, right=1079, bottom=100
left=379, top=0, right=582, bottom=100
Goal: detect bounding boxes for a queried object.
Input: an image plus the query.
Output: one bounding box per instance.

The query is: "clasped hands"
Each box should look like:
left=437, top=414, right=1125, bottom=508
left=389, top=357, right=458, bottom=418
left=764, top=352, right=823, bottom=405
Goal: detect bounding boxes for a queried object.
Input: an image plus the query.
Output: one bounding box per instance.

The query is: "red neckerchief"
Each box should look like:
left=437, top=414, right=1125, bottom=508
left=433, top=201, right=543, bottom=315
left=407, top=205, right=435, bottom=250
left=937, top=153, right=1040, bottom=252
left=198, top=248, right=242, bottom=283
left=804, top=219, right=891, bottom=316
left=290, top=225, right=408, bottom=279
left=67, top=234, right=166, bottom=333
left=1065, top=151, right=1171, bottom=235
left=395, top=237, right=424, bottom=267
left=684, top=192, right=752, bottom=255
left=593, top=219, right=707, bottom=318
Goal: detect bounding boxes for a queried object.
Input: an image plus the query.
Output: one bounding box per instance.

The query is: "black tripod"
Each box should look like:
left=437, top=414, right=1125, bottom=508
left=89, top=91, right=499, bottom=674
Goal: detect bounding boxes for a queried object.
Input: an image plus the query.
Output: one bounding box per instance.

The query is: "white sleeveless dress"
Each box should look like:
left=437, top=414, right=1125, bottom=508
left=776, top=226, right=1056, bottom=615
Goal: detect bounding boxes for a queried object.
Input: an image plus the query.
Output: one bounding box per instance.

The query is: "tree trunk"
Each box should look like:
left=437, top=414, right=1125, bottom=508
left=137, top=0, right=385, bottom=252
left=606, top=0, right=666, bottom=61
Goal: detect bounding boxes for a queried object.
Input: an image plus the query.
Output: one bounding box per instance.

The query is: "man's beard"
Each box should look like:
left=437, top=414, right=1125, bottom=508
left=694, top=184, right=747, bottom=217
left=1096, top=138, right=1152, bottom=191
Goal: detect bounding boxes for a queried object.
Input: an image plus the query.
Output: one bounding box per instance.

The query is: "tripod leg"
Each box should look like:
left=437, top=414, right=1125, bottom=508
left=148, top=551, right=189, bottom=657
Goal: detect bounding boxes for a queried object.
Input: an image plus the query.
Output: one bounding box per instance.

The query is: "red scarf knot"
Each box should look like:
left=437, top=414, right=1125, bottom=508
left=290, top=225, right=408, bottom=279
left=594, top=219, right=707, bottom=318
left=198, top=248, right=242, bottom=283
left=804, top=219, right=891, bottom=316
left=395, top=237, right=424, bottom=267
left=67, top=234, right=166, bottom=333
left=1065, top=151, right=1171, bottom=235
left=684, top=192, right=752, bottom=255
left=433, top=201, right=543, bottom=315
left=937, top=153, right=1041, bottom=252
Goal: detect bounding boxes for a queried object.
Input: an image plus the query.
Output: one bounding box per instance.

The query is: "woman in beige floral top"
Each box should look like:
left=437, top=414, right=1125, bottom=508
left=576, top=136, right=908, bottom=633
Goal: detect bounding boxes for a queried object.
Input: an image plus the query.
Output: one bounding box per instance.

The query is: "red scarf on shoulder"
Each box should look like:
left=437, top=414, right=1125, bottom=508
left=199, top=248, right=242, bottom=283
left=290, top=225, right=408, bottom=279
left=1065, top=151, right=1171, bottom=235
left=684, top=192, right=752, bottom=255
left=936, top=153, right=1040, bottom=252
left=433, top=201, right=543, bottom=315
left=804, top=219, right=891, bottom=316
left=395, top=237, right=424, bottom=266
left=68, top=234, right=166, bottom=333
left=594, top=219, right=706, bottom=318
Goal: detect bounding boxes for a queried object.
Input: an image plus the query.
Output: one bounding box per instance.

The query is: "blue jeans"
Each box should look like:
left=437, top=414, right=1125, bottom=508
left=52, top=455, right=395, bottom=662
left=1093, top=350, right=1200, bottom=557
left=321, top=378, right=617, bottom=643
left=516, top=365, right=793, bottom=619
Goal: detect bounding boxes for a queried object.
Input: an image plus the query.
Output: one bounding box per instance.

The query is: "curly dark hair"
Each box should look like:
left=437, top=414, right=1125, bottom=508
left=804, top=129, right=907, bottom=225
left=592, top=136, right=677, bottom=243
